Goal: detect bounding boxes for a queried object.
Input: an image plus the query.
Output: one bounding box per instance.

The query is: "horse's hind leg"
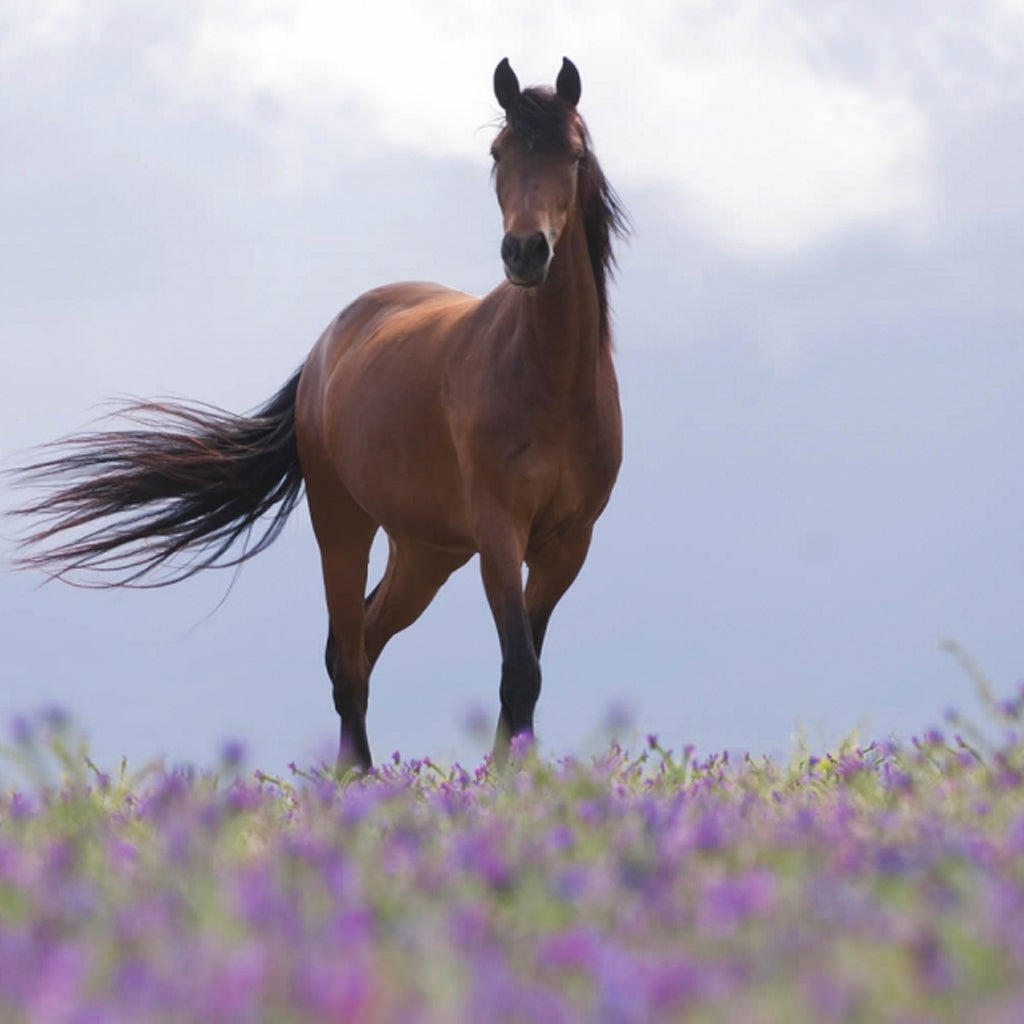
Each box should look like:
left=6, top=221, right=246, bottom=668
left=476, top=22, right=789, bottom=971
left=323, top=536, right=376, bottom=769
left=524, top=526, right=593, bottom=657
left=364, top=537, right=469, bottom=669
left=324, top=578, right=382, bottom=680
left=307, top=485, right=377, bottom=770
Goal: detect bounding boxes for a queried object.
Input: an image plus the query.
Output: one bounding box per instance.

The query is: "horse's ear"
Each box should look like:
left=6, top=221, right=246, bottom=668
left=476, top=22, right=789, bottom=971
left=556, top=57, right=581, bottom=107
left=494, top=58, right=521, bottom=111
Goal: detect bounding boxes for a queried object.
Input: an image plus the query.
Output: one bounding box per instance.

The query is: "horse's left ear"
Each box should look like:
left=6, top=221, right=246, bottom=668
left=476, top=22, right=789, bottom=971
left=556, top=57, right=581, bottom=107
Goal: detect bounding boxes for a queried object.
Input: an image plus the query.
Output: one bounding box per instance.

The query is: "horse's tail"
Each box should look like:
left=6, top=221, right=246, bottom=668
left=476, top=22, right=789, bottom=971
left=8, top=369, right=305, bottom=587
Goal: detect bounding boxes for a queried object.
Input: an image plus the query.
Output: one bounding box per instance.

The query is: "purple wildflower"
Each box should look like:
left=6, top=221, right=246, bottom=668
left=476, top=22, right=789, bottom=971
left=219, top=739, right=246, bottom=769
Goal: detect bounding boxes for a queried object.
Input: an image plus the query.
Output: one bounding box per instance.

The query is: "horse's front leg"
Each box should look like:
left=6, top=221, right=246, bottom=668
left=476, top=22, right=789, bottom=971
left=476, top=518, right=539, bottom=767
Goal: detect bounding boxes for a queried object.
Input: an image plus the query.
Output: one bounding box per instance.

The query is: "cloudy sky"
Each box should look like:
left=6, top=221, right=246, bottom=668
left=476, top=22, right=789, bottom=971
left=2, top=1, right=1022, bottom=773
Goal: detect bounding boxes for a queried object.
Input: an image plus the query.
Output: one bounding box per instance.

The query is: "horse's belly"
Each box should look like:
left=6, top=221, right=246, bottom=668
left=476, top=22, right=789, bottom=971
left=349, top=465, right=475, bottom=553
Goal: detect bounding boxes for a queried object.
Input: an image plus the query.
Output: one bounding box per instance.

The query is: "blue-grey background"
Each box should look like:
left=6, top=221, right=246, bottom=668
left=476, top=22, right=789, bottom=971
left=2, top=3, right=1021, bottom=771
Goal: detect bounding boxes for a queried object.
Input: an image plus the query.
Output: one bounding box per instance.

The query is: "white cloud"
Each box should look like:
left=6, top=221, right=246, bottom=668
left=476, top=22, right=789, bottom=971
left=622, top=11, right=932, bottom=257
left=0, top=0, right=84, bottom=48
left=0, top=0, right=84, bottom=93
left=157, top=0, right=937, bottom=258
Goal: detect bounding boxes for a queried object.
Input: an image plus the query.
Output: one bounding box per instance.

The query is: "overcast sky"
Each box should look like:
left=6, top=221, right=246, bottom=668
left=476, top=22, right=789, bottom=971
left=2, top=1, right=1022, bottom=774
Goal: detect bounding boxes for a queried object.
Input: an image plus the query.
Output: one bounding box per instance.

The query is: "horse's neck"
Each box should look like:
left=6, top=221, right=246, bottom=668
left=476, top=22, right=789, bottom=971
left=514, top=210, right=604, bottom=393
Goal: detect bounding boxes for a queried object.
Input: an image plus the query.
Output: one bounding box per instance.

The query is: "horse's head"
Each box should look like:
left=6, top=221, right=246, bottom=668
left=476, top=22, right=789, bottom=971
left=491, top=57, right=586, bottom=288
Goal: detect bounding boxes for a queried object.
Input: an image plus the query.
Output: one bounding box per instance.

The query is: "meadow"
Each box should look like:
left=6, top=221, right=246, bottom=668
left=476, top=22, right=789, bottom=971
left=2, top=673, right=1023, bottom=1023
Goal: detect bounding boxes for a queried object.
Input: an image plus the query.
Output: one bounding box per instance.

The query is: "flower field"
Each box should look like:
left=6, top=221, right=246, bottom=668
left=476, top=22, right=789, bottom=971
left=2, top=689, right=1024, bottom=1023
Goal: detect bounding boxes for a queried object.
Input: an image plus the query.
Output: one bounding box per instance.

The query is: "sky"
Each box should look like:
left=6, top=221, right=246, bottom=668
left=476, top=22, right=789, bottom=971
left=2, top=1, right=1023, bottom=774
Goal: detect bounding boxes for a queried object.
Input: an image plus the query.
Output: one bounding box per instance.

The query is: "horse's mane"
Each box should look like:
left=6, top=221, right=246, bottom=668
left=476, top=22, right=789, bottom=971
left=504, top=87, right=629, bottom=344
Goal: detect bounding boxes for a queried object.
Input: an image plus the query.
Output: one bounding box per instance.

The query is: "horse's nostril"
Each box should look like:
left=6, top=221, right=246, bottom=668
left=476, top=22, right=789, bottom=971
left=501, top=233, right=522, bottom=266
left=523, top=232, right=549, bottom=265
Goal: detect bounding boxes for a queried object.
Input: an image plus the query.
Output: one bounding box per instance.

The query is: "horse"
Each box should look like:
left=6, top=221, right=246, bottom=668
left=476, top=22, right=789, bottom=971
left=10, top=57, right=628, bottom=770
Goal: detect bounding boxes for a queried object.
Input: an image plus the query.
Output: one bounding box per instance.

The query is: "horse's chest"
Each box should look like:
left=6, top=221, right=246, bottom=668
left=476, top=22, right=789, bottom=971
left=512, top=412, right=620, bottom=535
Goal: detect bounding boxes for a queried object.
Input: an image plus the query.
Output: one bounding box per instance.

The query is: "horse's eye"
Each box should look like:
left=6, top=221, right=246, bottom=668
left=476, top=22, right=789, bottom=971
left=490, top=147, right=501, bottom=163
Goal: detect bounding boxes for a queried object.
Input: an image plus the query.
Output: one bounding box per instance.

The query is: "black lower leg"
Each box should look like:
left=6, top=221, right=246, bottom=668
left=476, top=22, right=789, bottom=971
left=338, top=719, right=372, bottom=772
left=335, top=688, right=372, bottom=772
left=331, top=652, right=372, bottom=771
left=494, top=641, right=541, bottom=766
left=499, top=653, right=541, bottom=733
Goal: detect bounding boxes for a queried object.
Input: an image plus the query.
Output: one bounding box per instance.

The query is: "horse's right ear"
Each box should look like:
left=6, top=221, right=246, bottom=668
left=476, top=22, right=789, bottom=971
left=494, top=58, right=521, bottom=111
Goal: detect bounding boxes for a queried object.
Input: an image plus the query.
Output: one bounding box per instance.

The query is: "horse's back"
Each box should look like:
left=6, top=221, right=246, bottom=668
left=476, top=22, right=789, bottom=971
left=298, top=280, right=475, bottom=417
left=312, top=282, right=473, bottom=365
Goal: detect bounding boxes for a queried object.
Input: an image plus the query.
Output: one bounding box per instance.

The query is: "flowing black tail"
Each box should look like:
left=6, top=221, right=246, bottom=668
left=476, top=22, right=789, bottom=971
left=8, top=370, right=305, bottom=587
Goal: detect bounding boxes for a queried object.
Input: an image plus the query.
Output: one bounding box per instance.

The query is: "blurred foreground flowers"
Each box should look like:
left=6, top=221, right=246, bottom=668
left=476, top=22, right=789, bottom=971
left=2, top=694, right=1024, bottom=1022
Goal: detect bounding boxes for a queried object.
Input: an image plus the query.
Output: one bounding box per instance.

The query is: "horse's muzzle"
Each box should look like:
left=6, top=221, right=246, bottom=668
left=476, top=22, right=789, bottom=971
left=501, top=231, right=551, bottom=287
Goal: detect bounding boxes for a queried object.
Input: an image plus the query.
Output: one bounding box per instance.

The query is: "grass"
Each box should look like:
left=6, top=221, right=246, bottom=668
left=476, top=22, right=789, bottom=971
left=1, top=678, right=1023, bottom=1023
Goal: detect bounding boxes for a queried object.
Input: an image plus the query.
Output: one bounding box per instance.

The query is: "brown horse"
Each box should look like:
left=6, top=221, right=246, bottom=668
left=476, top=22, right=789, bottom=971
left=11, top=57, right=627, bottom=769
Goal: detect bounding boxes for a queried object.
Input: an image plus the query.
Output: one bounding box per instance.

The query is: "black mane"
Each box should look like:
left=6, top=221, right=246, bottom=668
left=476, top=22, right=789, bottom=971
left=504, top=86, right=629, bottom=344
